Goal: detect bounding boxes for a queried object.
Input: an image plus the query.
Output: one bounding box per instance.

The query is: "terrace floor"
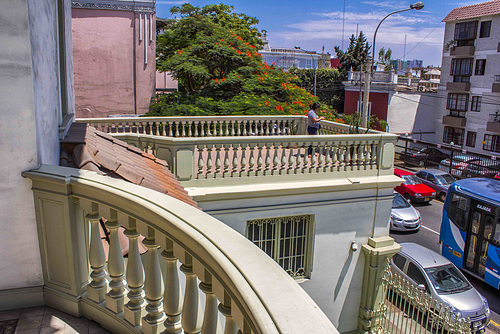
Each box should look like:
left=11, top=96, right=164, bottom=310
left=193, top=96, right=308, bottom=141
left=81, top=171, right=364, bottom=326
left=0, top=306, right=110, bottom=334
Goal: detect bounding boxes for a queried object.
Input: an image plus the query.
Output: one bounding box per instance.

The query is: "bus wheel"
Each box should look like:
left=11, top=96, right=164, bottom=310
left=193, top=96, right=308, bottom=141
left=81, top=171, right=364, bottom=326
left=439, top=192, right=446, bottom=202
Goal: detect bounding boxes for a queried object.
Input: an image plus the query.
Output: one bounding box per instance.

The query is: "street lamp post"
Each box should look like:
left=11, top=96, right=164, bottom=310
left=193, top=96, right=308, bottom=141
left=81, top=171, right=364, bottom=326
left=361, top=1, right=424, bottom=128
left=295, top=46, right=317, bottom=96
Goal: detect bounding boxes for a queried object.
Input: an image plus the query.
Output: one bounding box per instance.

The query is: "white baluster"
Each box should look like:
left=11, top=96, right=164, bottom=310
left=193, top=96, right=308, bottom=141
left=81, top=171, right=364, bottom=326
left=302, top=144, right=309, bottom=174
left=256, top=144, right=263, bottom=176
left=200, top=276, right=222, bottom=334
left=206, top=145, right=214, bottom=179
left=161, top=122, right=167, bottom=136
left=181, top=256, right=203, bottom=334
left=280, top=143, right=287, bottom=175
left=232, top=144, right=239, bottom=178
left=215, top=145, right=222, bottom=178
left=272, top=143, right=280, bottom=175
left=194, top=121, right=200, bottom=137
left=247, top=145, right=255, bottom=177
left=230, top=120, right=236, bottom=136
left=105, top=210, right=126, bottom=313
left=317, top=143, right=324, bottom=173
left=240, top=144, right=247, bottom=177
left=142, top=237, right=166, bottom=334
left=174, top=122, right=180, bottom=137
left=200, top=121, right=206, bottom=137
left=223, top=145, right=230, bottom=178
left=124, top=224, right=146, bottom=326
left=87, top=208, right=108, bottom=303
left=161, top=241, right=183, bottom=334
left=264, top=145, right=271, bottom=176
left=188, top=121, right=193, bottom=137
left=181, top=121, right=187, bottom=137
left=287, top=144, right=295, bottom=174
left=168, top=122, right=174, bottom=137
left=197, top=145, right=204, bottom=179
left=207, top=121, right=212, bottom=136
left=218, top=296, right=238, bottom=334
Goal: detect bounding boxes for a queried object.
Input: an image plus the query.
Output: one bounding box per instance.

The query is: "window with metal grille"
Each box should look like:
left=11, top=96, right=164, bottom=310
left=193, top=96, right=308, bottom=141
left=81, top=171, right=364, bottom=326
left=483, top=134, right=500, bottom=153
left=443, top=127, right=464, bottom=145
left=454, top=21, right=478, bottom=41
left=246, top=215, right=314, bottom=278
left=475, top=59, right=486, bottom=75
left=471, top=96, right=481, bottom=111
left=480, top=21, right=491, bottom=38
left=466, top=131, right=476, bottom=147
left=446, top=93, right=469, bottom=111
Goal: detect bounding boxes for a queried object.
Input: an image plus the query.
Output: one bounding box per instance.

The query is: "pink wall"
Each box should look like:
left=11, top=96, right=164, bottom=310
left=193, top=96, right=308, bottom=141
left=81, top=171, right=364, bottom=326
left=72, top=9, right=155, bottom=118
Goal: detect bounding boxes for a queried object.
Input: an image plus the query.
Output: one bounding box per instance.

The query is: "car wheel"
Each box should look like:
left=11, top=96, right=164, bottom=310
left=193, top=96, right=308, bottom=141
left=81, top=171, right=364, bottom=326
left=439, top=192, right=446, bottom=202
left=403, top=193, right=411, bottom=201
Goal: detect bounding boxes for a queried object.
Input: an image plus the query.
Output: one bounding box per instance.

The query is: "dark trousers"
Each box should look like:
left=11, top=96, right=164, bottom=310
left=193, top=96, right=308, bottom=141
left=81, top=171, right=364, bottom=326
left=307, top=126, right=318, bottom=156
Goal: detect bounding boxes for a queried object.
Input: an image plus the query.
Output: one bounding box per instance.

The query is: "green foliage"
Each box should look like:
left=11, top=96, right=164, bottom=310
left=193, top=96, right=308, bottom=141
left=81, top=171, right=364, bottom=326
left=334, top=32, right=371, bottom=80
left=377, top=47, right=392, bottom=71
left=151, top=3, right=320, bottom=117
left=288, top=68, right=343, bottom=112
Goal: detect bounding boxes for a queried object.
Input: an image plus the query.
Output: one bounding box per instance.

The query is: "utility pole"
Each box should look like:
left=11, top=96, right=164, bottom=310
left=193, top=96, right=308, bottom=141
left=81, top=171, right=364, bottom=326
left=361, top=60, right=371, bottom=128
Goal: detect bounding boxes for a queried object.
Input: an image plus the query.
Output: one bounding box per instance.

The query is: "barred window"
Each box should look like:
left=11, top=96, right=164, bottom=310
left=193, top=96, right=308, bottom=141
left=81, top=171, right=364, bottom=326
left=246, top=215, right=314, bottom=278
left=470, top=96, right=481, bottom=111
left=475, top=59, right=486, bottom=75
left=446, top=93, right=469, bottom=111
left=483, top=134, right=500, bottom=153
left=443, top=127, right=464, bottom=145
left=454, top=21, right=478, bottom=40
left=466, top=131, right=476, bottom=148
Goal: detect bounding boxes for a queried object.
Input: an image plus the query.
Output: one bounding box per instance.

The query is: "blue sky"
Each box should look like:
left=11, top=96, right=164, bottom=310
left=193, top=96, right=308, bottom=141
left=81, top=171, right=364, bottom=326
left=156, top=0, right=483, bottom=67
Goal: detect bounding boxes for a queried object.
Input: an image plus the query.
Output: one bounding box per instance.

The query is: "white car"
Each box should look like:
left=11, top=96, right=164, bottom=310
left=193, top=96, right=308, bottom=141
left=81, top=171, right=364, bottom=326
left=389, top=192, right=421, bottom=232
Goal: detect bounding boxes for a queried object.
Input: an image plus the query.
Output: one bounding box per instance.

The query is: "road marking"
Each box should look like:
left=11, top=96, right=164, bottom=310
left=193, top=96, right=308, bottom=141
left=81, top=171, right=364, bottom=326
left=421, top=225, right=440, bottom=235
left=491, top=320, right=500, bottom=329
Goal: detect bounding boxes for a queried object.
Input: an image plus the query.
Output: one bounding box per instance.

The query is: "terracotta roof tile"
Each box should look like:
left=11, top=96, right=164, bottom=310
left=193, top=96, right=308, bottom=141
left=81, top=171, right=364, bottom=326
left=443, top=0, right=500, bottom=22
left=61, top=123, right=199, bottom=209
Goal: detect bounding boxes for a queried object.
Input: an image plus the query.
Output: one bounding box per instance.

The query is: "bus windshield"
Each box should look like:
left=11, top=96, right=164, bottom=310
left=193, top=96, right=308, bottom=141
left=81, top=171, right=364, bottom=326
left=402, top=175, right=422, bottom=185
left=425, top=264, right=471, bottom=294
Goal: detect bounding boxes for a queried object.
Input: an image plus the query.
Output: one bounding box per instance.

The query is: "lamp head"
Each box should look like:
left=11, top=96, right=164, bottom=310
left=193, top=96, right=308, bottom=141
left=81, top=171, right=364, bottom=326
left=410, top=2, right=424, bottom=10
left=294, top=46, right=300, bottom=49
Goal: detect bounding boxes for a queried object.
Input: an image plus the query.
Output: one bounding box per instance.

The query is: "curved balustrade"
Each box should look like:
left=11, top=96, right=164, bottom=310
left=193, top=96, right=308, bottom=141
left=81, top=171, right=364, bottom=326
left=24, top=166, right=338, bottom=334
left=113, top=133, right=396, bottom=187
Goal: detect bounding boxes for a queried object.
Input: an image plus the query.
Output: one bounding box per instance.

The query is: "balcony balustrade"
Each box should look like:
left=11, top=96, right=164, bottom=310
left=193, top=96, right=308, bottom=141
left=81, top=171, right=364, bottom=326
left=487, top=113, right=500, bottom=132
left=450, top=45, right=475, bottom=56
left=492, top=75, right=500, bottom=93
left=23, top=166, right=338, bottom=334
left=446, top=81, right=471, bottom=91
left=77, top=116, right=396, bottom=188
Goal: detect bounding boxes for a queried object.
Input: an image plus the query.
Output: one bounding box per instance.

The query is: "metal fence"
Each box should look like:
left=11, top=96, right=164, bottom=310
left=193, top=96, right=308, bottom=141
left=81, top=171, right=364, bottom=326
left=373, top=261, right=471, bottom=334
left=395, top=136, right=500, bottom=179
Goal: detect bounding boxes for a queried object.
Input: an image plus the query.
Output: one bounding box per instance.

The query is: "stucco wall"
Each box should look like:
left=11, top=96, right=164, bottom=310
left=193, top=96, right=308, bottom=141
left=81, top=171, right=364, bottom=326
left=0, top=0, right=72, bottom=292
left=72, top=9, right=155, bottom=118
left=387, top=91, right=437, bottom=141
left=192, top=183, right=395, bottom=332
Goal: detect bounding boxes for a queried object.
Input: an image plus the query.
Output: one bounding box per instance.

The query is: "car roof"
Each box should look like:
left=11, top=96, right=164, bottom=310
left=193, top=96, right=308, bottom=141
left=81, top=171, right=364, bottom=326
left=418, top=169, right=449, bottom=175
left=394, top=168, right=413, bottom=176
left=399, top=243, right=451, bottom=268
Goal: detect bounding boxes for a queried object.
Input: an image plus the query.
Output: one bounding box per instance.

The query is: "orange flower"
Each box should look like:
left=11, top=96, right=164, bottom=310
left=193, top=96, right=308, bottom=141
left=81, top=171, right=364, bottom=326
left=177, top=50, right=183, bottom=54
left=236, top=49, right=242, bottom=54
left=246, top=51, right=252, bottom=57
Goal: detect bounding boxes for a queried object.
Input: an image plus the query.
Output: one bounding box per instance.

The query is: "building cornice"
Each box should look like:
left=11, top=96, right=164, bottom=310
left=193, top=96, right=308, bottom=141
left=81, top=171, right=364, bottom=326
left=71, top=0, right=155, bottom=13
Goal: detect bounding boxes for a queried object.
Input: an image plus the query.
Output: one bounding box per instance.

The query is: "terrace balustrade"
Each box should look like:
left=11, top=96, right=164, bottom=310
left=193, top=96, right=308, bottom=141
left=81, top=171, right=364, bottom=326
left=77, top=116, right=396, bottom=187
left=24, top=166, right=338, bottom=334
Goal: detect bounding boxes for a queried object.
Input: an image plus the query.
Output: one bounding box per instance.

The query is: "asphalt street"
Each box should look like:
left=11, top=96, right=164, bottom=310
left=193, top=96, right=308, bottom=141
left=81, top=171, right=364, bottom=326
left=390, top=199, right=500, bottom=334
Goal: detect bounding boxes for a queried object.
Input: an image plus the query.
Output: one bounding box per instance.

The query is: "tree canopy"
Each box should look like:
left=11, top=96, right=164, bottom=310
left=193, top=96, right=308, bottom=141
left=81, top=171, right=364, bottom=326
left=151, top=4, right=323, bottom=117
left=334, top=32, right=371, bottom=79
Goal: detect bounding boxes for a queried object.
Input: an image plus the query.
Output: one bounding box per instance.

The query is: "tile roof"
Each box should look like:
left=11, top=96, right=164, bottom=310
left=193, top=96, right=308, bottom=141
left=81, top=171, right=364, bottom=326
left=61, top=123, right=199, bottom=209
left=443, top=0, right=500, bottom=22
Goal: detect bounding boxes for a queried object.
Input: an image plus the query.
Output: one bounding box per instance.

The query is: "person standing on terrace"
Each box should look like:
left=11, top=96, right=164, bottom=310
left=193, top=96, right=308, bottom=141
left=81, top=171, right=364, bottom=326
left=307, top=102, right=325, bottom=157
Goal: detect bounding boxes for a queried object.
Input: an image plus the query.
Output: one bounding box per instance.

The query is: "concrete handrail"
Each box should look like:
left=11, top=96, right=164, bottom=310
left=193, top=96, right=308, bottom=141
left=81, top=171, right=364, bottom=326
left=24, top=165, right=338, bottom=334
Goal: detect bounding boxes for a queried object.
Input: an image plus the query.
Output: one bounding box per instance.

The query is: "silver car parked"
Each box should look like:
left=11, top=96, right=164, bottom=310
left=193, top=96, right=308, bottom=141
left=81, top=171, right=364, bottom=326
left=389, top=192, right=421, bottom=232
left=415, top=169, right=455, bottom=202
left=391, top=243, right=491, bottom=332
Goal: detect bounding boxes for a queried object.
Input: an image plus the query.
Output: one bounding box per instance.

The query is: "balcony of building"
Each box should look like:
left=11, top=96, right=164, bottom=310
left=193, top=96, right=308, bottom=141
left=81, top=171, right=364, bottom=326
left=450, top=45, right=475, bottom=56
left=492, top=75, right=500, bottom=93
left=487, top=113, right=500, bottom=132
left=443, top=111, right=467, bottom=127
left=446, top=81, right=471, bottom=91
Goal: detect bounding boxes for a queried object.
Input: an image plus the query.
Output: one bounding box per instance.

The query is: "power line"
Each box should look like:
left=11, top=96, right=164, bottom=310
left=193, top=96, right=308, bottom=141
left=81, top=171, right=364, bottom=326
left=404, top=21, right=443, bottom=59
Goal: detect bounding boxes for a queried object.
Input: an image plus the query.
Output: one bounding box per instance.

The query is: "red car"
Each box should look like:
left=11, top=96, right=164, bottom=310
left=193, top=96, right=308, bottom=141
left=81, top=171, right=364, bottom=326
left=394, top=169, right=436, bottom=203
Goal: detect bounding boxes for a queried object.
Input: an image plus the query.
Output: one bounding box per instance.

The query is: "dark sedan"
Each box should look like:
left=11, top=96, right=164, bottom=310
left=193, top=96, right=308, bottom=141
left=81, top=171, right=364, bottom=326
left=399, top=147, right=448, bottom=167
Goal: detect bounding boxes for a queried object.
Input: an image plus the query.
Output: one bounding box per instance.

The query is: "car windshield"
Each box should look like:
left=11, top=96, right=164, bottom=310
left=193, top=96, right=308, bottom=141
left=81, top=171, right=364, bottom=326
left=401, top=175, right=422, bottom=185
left=393, top=193, right=410, bottom=209
left=425, top=264, right=471, bottom=294
left=435, top=174, right=455, bottom=185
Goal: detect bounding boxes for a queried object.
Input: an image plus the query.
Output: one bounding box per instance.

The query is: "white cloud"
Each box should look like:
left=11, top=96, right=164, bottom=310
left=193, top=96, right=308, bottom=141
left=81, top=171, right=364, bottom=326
left=361, top=1, right=410, bottom=10
left=156, top=1, right=187, bottom=4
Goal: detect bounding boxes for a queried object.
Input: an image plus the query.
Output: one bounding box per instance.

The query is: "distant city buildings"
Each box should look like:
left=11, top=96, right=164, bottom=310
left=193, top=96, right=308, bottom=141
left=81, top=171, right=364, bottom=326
left=259, top=32, right=331, bottom=70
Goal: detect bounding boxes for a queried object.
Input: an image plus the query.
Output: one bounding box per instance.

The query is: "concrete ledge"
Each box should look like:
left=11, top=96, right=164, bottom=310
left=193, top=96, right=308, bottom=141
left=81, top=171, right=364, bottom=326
left=187, top=175, right=402, bottom=202
left=0, top=286, right=44, bottom=311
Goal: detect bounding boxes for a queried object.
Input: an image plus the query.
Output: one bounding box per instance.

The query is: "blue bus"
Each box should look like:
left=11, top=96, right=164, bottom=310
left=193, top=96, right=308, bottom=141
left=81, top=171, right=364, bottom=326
left=440, top=178, right=500, bottom=290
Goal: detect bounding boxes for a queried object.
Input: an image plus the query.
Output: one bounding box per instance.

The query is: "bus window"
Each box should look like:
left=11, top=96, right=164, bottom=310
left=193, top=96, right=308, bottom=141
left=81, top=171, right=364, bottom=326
left=448, top=193, right=470, bottom=230
left=493, top=217, right=500, bottom=246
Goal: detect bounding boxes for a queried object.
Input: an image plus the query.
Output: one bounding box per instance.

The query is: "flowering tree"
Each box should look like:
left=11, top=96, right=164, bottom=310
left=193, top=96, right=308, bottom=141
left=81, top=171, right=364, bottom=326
left=150, top=4, right=322, bottom=117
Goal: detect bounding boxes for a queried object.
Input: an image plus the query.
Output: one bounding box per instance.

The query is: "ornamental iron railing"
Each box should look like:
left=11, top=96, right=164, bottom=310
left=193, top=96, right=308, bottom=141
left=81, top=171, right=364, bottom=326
left=372, top=260, right=471, bottom=334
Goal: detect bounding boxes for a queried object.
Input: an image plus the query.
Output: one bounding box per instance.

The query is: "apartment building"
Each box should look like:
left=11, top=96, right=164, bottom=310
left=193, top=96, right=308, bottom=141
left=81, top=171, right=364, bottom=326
left=436, top=0, right=500, bottom=154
